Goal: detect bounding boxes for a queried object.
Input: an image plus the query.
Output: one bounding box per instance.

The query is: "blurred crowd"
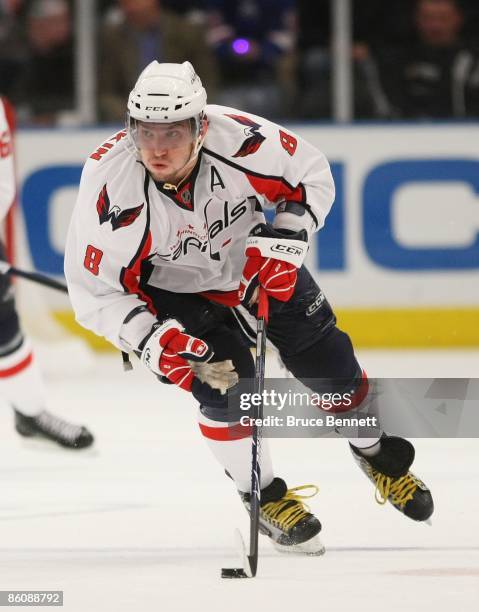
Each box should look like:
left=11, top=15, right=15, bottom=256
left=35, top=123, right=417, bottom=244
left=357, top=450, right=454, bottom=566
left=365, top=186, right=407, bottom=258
left=1, top=0, right=478, bottom=126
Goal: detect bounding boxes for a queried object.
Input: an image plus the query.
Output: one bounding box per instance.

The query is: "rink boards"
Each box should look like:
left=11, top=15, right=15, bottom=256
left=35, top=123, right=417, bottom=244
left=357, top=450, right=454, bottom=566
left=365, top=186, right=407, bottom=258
left=12, top=122, right=479, bottom=347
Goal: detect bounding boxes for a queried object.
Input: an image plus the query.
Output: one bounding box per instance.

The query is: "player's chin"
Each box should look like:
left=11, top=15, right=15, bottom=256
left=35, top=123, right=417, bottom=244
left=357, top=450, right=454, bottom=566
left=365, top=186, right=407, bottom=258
left=148, top=163, right=171, bottom=181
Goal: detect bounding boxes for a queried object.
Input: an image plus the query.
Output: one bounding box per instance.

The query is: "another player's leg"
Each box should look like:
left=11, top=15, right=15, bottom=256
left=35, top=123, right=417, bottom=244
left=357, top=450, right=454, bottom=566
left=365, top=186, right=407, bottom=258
left=0, top=253, right=94, bottom=449
left=262, top=266, right=434, bottom=522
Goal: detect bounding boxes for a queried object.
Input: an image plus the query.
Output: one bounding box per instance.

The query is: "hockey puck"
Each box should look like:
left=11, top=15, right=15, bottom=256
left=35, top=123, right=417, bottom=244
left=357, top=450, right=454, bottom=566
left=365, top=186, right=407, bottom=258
left=221, top=568, right=249, bottom=579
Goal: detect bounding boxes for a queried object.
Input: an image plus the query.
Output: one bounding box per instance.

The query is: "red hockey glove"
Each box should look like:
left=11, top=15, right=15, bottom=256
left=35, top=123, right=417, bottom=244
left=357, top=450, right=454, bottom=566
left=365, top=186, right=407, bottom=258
left=238, top=224, right=308, bottom=307
left=140, top=319, right=213, bottom=392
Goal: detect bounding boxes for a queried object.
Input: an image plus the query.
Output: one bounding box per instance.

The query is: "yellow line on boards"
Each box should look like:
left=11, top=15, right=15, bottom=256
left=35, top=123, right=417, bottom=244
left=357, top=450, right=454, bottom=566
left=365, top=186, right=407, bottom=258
left=335, top=308, right=479, bottom=348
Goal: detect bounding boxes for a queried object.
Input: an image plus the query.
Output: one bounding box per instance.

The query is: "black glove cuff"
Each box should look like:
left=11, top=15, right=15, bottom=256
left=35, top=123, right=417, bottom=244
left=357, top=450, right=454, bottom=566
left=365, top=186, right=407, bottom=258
left=248, top=222, right=308, bottom=243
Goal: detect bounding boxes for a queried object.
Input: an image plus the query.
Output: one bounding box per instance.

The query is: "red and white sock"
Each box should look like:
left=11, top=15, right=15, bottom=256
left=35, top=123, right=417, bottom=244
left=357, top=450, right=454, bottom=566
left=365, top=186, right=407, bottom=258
left=0, top=338, right=46, bottom=416
left=197, top=409, right=274, bottom=493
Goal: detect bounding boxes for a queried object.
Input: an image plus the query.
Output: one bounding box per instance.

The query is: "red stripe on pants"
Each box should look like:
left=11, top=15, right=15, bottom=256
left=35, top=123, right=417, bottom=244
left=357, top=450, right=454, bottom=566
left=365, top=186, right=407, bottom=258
left=199, top=422, right=252, bottom=441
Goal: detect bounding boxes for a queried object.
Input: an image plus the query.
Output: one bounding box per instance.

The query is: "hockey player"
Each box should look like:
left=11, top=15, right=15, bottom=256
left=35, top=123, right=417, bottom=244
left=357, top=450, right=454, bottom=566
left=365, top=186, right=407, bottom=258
left=0, top=97, right=93, bottom=449
left=65, top=61, right=433, bottom=553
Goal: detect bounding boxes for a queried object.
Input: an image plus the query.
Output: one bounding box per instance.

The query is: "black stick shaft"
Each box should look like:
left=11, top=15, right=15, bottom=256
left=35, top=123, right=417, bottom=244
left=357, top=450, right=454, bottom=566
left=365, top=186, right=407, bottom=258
left=2, top=264, right=68, bottom=293
left=247, top=288, right=269, bottom=577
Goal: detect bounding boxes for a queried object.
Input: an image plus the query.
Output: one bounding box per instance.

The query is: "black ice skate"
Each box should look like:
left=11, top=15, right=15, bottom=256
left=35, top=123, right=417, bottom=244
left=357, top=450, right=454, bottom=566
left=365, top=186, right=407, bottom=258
left=350, top=435, right=433, bottom=521
left=14, top=409, right=94, bottom=449
left=239, top=477, right=325, bottom=555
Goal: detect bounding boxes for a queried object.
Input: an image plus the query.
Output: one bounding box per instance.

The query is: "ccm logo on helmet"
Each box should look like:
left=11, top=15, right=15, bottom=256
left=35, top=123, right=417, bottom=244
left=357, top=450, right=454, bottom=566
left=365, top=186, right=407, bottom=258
left=270, top=244, right=305, bottom=256
left=145, top=106, right=169, bottom=111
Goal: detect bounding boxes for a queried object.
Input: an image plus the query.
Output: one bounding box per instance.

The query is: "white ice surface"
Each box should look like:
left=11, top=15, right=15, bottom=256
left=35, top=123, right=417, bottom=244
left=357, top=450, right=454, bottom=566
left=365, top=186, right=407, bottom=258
left=1, top=348, right=478, bottom=611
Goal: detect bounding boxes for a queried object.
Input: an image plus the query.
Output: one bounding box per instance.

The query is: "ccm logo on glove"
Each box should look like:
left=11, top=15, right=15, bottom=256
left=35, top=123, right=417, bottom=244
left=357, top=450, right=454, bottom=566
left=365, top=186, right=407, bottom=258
left=270, top=243, right=305, bottom=257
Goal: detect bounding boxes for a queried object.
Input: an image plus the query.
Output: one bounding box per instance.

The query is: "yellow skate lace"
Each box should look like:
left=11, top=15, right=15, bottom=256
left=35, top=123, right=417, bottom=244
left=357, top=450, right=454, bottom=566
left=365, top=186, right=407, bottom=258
left=368, top=467, right=420, bottom=509
left=261, top=485, right=319, bottom=532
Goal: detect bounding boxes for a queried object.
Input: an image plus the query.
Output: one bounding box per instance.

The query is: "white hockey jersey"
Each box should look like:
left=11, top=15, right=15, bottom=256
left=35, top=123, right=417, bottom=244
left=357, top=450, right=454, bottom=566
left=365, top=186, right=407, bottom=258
left=65, top=105, right=335, bottom=352
left=0, top=99, right=15, bottom=224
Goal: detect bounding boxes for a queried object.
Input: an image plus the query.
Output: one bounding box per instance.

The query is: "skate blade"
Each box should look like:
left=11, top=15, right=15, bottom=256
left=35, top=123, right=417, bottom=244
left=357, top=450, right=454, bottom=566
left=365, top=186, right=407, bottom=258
left=17, top=437, right=98, bottom=455
left=272, top=534, right=326, bottom=556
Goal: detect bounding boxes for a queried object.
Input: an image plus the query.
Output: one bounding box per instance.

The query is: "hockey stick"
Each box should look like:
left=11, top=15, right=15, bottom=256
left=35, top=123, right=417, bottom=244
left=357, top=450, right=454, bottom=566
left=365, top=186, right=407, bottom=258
left=0, top=259, right=68, bottom=293
left=221, top=287, right=269, bottom=579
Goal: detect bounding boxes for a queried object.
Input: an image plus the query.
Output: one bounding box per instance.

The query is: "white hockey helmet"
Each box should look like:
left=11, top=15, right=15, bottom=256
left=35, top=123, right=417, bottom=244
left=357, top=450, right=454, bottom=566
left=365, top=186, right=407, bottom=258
left=127, top=60, right=207, bottom=123
left=126, top=61, right=207, bottom=156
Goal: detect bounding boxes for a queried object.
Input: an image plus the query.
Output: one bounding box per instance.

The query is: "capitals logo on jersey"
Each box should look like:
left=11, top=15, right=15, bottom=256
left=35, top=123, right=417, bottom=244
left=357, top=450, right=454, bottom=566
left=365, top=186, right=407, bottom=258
left=96, top=184, right=144, bottom=231
left=226, top=114, right=266, bottom=157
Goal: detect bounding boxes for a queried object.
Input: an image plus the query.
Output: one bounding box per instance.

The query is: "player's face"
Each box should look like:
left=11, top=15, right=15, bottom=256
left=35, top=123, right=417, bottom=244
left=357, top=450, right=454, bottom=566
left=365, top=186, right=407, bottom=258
left=136, top=120, right=196, bottom=182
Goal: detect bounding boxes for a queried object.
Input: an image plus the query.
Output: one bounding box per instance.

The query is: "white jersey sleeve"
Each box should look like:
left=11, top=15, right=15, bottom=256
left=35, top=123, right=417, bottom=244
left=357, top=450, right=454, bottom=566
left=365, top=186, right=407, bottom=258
left=0, top=99, right=15, bottom=224
left=64, top=133, right=157, bottom=352
left=204, top=105, right=335, bottom=233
